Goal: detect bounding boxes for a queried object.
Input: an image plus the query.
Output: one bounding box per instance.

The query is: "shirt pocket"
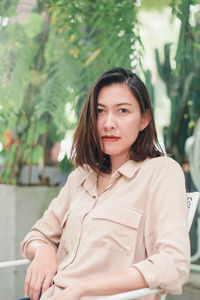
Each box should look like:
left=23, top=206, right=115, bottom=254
left=86, top=205, right=142, bottom=255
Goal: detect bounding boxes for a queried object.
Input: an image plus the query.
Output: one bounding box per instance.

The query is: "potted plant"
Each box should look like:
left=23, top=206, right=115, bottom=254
left=155, top=0, right=200, bottom=163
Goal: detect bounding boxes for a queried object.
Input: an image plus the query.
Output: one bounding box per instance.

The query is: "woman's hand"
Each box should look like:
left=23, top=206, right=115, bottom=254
left=24, top=243, right=58, bottom=300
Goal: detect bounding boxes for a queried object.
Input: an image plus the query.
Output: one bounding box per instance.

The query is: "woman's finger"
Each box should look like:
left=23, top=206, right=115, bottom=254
left=24, top=268, right=32, bottom=297
left=30, top=272, right=45, bottom=300
left=41, top=274, right=53, bottom=294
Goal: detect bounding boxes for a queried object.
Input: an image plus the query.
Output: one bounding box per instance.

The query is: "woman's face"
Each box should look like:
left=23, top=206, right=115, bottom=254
left=97, top=83, right=149, bottom=166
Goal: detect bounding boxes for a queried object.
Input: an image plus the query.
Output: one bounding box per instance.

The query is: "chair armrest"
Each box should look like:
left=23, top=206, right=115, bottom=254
left=0, top=260, right=166, bottom=299
left=99, top=288, right=164, bottom=299
left=0, top=259, right=30, bottom=269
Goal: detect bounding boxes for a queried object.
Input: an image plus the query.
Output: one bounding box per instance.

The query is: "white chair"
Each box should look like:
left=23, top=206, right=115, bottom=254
left=0, top=192, right=199, bottom=300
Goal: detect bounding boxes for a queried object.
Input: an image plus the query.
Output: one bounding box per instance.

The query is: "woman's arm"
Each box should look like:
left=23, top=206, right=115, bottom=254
left=133, top=157, right=190, bottom=294
left=21, top=170, right=79, bottom=258
left=21, top=169, right=82, bottom=300
left=50, top=266, right=148, bottom=300
left=83, top=266, right=148, bottom=296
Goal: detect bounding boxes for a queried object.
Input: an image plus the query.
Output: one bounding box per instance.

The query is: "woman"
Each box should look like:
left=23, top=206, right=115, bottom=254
left=21, top=68, right=190, bottom=300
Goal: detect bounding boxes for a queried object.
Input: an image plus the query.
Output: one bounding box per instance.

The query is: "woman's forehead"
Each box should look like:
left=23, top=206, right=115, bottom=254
left=97, top=83, right=138, bottom=105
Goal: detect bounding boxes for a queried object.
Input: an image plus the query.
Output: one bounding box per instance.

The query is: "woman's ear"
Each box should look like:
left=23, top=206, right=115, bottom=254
left=140, top=109, right=150, bottom=131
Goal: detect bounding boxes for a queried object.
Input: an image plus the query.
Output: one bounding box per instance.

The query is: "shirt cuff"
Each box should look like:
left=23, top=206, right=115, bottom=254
left=21, top=234, right=57, bottom=258
left=133, top=252, right=183, bottom=294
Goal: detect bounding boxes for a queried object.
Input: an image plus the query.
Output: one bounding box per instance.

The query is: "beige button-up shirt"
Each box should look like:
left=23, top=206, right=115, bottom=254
left=21, top=156, right=190, bottom=300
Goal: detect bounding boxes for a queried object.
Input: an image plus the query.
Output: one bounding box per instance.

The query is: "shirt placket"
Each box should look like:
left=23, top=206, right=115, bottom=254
left=60, top=176, right=99, bottom=269
left=60, top=171, right=122, bottom=269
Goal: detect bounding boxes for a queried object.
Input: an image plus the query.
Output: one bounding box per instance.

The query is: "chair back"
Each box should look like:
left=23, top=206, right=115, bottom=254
left=187, top=192, right=200, bottom=230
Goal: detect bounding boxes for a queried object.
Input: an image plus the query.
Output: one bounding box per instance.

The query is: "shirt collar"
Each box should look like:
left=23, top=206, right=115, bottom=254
left=117, top=159, right=149, bottom=178
left=77, top=159, right=150, bottom=198
left=77, top=158, right=149, bottom=186
left=77, top=166, right=98, bottom=197
left=77, top=165, right=94, bottom=185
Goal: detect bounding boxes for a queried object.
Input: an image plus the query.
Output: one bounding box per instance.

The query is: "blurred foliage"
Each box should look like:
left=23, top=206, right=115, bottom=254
left=0, top=0, right=143, bottom=185
left=41, top=0, right=143, bottom=114
left=59, top=155, right=74, bottom=174
left=140, top=0, right=170, bottom=11
left=0, top=0, right=19, bottom=17
left=0, top=8, right=68, bottom=185
left=156, top=0, right=200, bottom=163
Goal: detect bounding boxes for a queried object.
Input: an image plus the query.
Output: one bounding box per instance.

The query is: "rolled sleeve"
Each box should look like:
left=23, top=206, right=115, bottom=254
left=134, top=252, right=183, bottom=294
left=133, top=158, right=190, bottom=294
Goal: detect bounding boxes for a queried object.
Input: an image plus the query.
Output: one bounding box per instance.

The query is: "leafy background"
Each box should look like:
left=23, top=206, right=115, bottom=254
left=0, top=0, right=199, bottom=185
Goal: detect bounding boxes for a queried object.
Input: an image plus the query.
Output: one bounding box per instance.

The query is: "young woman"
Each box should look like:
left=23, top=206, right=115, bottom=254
left=21, top=68, right=190, bottom=300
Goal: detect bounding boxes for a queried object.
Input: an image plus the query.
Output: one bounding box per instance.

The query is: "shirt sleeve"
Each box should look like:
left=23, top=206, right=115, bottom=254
left=133, top=157, right=190, bottom=294
left=20, top=169, right=79, bottom=258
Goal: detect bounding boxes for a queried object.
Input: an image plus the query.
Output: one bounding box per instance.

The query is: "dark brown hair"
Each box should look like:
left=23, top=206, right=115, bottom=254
left=71, top=67, right=163, bottom=173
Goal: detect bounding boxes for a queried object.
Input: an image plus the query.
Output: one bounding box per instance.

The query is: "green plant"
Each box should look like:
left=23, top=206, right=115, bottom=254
left=155, top=0, right=200, bottom=162
left=0, top=2, right=74, bottom=185
left=0, top=0, right=144, bottom=185
left=43, top=0, right=144, bottom=114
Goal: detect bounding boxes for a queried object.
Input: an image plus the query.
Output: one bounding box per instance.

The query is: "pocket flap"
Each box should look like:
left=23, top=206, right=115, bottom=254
left=92, top=205, right=142, bottom=229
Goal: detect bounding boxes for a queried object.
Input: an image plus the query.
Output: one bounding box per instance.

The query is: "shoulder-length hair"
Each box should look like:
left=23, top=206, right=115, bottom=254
left=71, top=67, right=163, bottom=174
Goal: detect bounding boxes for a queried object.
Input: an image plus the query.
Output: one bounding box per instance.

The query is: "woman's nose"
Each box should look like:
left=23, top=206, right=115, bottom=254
left=104, top=113, right=116, bottom=130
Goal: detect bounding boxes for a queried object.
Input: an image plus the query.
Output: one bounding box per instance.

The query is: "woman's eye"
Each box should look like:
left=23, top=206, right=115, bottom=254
left=97, top=108, right=103, bottom=114
left=119, top=108, right=128, bottom=113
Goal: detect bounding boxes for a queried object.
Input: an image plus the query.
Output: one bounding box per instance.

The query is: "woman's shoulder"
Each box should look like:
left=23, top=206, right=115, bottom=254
left=142, top=155, right=183, bottom=174
left=67, top=165, right=92, bottom=184
left=139, top=156, right=185, bottom=189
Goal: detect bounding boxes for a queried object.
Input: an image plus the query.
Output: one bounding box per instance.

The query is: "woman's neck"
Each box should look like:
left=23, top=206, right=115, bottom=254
left=110, top=155, right=130, bottom=174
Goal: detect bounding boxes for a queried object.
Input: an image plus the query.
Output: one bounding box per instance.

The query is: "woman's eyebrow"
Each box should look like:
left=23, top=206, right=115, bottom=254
left=116, top=102, right=133, bottom=106
left=97, top=102, right=133, bottom=107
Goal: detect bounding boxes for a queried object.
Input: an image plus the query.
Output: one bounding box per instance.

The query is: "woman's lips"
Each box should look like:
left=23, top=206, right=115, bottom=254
left=102, top=135, right=120, bottom=142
